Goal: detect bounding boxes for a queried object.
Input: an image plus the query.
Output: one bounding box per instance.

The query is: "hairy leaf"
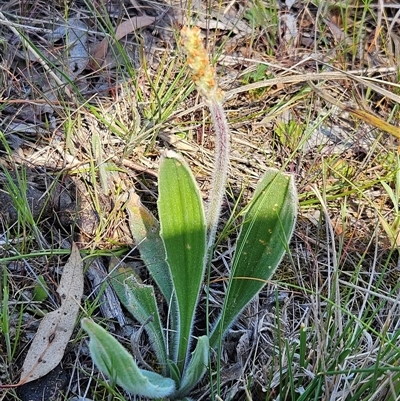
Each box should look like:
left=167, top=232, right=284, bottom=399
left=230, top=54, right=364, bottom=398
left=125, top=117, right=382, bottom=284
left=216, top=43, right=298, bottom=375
left=81, top=318, right=175, bottom=398
left=158, top=150, right=207, bottom=369
left=109, top=258, right=168, bottom=371
left=211, top=169, right=297, bottom=346
left=126, top=190, right=173, bottom=303
left=175, top=335, right=209, bottom=399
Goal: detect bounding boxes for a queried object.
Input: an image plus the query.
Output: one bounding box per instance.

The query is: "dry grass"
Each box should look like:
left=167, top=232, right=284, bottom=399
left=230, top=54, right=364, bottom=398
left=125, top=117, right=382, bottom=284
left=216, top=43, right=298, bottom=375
left=1, top=0, right=400, bottom=400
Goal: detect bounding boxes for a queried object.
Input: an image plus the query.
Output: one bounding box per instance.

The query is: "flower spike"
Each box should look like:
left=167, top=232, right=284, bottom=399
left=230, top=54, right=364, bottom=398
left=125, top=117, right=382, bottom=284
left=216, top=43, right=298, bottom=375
left=181, top=26, right=230, bottom=248
left=181, top=26, right=224, bottom=103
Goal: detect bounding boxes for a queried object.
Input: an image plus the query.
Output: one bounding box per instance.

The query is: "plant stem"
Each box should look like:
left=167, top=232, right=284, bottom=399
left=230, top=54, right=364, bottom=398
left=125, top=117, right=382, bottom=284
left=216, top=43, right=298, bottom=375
left=206, top=100, right=230, bottom=248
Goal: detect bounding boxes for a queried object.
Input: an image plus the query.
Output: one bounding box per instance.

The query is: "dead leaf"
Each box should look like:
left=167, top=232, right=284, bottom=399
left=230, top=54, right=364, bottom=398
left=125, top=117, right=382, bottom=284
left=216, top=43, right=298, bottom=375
left=324, top=19, right=345, bottom=44
left=344, top=106, right=400, bottom=140
left=46, top=18, right=89, bottom=79
left=89, top=16, right=156, bottom=69
left=17, top=243, right=83, bottom=385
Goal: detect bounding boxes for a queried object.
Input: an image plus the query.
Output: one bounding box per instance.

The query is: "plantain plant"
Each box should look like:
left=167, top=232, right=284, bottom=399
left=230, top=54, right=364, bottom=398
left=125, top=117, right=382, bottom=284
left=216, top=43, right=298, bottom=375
left=82, top=27, right=297, bottom=400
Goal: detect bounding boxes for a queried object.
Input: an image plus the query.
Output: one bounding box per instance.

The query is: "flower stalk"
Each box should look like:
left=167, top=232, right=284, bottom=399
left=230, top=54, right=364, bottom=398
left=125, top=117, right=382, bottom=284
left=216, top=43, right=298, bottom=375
left=181, top=26, right=230, bottom=247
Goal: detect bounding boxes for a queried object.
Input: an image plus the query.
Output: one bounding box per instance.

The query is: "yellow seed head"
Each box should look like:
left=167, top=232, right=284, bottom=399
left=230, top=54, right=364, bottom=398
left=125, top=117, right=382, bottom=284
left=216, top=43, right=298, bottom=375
left=181, top=26, right=224, bottom=103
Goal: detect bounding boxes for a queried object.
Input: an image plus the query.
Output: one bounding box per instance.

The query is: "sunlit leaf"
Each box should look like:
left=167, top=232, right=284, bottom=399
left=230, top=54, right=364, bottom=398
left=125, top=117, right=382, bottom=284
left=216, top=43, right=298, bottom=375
left=211, top=169, right=297, bottom=346
left=158, top=150, right=207, bottom=369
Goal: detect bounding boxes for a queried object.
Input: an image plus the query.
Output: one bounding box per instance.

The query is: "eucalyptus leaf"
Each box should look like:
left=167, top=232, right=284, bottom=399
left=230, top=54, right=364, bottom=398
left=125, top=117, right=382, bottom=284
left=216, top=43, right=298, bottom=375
left=158, top=150, right=207, bottom=369
left=18, top=244, right=83, bottom=385
left=81, top=318, right=175, bottom=398
left=211, top=168, right=297, bottom=346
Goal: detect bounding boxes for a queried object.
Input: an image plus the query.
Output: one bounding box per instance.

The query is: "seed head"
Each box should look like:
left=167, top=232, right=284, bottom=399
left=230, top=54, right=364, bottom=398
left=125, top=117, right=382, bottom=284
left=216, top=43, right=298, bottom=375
left=181, top=26, right=224, bottom=103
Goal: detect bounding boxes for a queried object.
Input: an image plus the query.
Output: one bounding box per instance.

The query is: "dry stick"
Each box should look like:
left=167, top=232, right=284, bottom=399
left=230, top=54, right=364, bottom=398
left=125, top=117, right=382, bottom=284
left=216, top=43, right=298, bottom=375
left=227, top=68, right=400, bottom=103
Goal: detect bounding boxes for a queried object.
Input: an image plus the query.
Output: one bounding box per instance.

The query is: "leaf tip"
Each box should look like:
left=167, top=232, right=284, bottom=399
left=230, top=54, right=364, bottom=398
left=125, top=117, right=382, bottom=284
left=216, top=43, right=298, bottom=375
left=163, top=149, right=179, bottom=159
left=81, top=317, right=92, bottom=331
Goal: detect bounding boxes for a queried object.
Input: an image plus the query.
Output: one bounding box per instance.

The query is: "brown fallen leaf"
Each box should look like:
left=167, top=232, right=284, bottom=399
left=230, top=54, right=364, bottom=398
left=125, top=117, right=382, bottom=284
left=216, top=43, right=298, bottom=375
left=89, top=16, right=156, bottom=69
left=7, top=244, right=83, bottom=386
left=344, top=106, right=400, bottom=140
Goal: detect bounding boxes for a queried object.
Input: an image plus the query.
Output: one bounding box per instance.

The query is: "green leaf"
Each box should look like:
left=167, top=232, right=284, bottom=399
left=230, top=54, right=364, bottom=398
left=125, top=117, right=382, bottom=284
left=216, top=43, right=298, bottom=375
left=81, top=318, right=175, bottom=398
left=211, top=168, right=297, bottom=346
left=126, top=190, right=173, bottom=304
left=158, top=150, right=207, bottom=369
left=175, top=335, right=209, bottom=399
left=32, top=275, right=49, bottom=302
left=167, top=359, right=182, bottom=384
left=108, top=259, right=168, bottom=372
